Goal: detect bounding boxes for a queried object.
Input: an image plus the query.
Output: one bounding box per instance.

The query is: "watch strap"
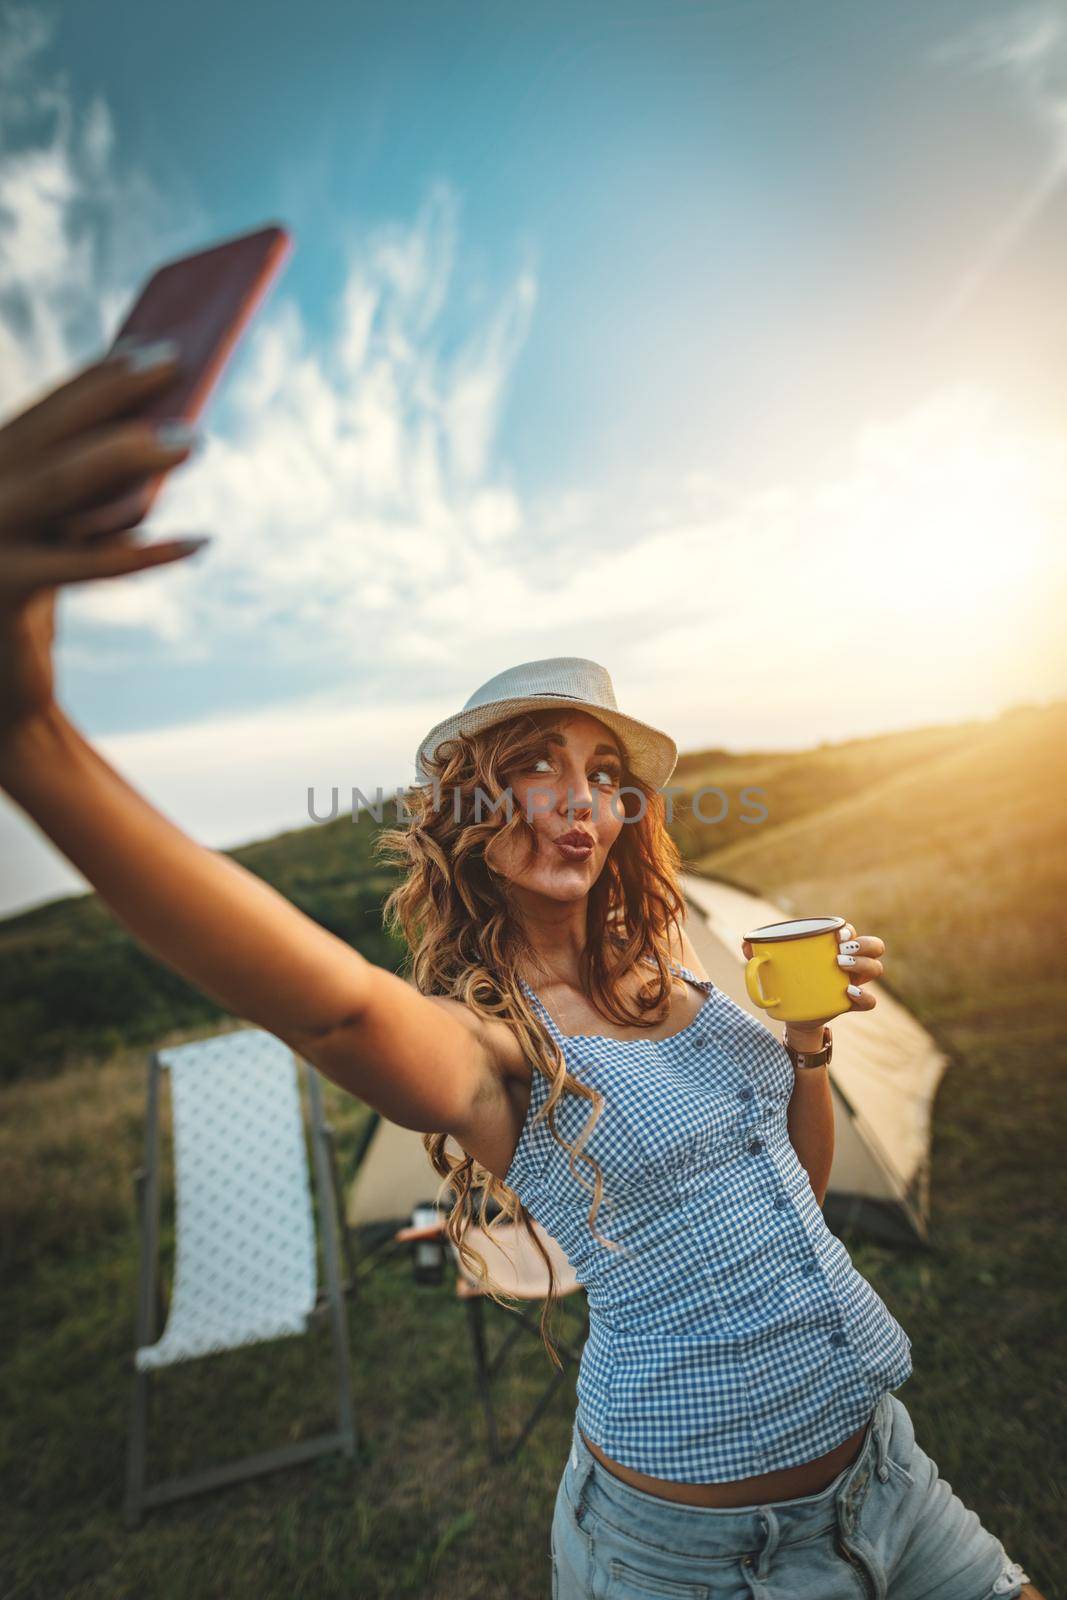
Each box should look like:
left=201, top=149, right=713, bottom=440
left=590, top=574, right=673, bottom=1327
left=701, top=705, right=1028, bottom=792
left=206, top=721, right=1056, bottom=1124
left=784, top=1024, right=833, bottom=1071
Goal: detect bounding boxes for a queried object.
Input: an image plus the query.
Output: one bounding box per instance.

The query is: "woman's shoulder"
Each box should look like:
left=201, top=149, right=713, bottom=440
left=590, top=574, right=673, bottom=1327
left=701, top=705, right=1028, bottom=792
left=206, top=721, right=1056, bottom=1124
left=608, top=917, right=710, bottom=982
left=667, top=916, right=712, bottom=982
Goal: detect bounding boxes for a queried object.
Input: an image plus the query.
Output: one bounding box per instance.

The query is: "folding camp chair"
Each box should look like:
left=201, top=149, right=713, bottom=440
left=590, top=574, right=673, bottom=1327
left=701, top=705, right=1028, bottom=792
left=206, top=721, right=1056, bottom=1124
left=395, top=1207, right=589, bottom=1463
left=125, top=1028, right=356, bottom=1526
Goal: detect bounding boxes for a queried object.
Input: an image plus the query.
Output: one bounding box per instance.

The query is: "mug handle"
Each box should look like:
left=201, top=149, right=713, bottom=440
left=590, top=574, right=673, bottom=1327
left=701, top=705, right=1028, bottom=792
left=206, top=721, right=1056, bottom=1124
left=745, top=955, right=780, bottom=1010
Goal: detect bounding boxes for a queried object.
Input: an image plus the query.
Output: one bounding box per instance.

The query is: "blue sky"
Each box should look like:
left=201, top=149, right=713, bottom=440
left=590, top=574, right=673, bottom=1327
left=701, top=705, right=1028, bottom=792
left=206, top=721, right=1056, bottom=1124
left=1, top=0, right=1066, bottom=913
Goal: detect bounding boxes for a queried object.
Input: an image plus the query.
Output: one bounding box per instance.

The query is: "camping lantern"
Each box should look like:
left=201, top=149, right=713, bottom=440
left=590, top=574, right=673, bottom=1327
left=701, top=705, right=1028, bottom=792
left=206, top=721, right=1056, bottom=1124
left=411, top=1201, right=445, bottom=1284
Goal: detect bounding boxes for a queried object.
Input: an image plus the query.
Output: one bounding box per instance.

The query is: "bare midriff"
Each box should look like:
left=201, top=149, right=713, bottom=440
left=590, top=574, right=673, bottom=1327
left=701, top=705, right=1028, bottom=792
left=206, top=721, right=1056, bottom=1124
left=578, top=1417, right=871, bottom=1507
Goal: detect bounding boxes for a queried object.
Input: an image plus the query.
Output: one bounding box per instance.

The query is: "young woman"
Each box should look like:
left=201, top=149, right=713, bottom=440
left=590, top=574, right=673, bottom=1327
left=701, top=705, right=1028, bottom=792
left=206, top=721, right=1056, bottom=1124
left=0, top=347, right=1041, bottom=1600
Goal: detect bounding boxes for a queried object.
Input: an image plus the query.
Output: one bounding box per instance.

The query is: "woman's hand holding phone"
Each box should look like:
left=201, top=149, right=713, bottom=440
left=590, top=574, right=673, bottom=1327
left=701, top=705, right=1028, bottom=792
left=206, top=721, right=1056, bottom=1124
left=0, top=343, right=207, bottom=744
left=0, top=222, right=290, bottom=749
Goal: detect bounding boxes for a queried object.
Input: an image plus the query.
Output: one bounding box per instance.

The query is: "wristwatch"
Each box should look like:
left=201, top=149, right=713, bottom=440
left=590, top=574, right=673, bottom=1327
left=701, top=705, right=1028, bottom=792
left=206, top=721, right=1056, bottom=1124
left=783, top=1024, right=833, bottom=1071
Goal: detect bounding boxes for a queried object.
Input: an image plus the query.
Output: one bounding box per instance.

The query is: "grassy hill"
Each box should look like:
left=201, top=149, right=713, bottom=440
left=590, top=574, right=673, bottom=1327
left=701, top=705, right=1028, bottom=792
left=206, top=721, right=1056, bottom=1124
left=686, top=699, right=1066, bottom=1030
left=668, top=710, right=989, bottom=863
left=1, top=699, right=1063, bottom=1597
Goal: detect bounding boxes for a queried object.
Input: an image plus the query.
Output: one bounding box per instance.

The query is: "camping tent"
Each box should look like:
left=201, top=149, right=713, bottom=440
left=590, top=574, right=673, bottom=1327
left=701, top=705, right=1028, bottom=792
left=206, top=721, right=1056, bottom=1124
left=346, top=873, right=949, bottom=1248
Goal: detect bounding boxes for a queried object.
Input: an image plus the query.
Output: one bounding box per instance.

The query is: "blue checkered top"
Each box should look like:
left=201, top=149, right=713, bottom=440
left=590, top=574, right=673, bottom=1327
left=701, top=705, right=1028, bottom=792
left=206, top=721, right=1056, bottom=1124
left=507, top=959, right=913, bottom=1481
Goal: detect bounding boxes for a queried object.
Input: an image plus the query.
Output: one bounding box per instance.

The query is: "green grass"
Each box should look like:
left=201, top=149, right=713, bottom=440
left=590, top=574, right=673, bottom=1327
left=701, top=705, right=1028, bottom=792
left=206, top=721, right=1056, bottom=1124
left=1, top=699, right=1064, bottom=1596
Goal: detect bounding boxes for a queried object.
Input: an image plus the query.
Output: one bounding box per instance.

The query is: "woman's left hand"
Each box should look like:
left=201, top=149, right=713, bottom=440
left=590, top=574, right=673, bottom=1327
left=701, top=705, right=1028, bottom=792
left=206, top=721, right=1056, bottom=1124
left=739, top=922, right=886, bottom=1039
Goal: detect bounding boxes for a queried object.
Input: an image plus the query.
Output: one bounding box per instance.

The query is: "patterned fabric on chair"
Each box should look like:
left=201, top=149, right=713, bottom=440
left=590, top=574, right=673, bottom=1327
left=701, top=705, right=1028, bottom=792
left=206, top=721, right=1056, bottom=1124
left=136, top=1030, right=318, bottom=1371
left=125, top=1027, right=356, bottom=1525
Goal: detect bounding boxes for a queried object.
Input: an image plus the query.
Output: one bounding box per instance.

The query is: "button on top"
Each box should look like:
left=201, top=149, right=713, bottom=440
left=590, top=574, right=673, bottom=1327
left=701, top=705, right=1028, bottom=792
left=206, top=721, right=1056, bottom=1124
left=830, top=1330, right=847, bottom=1347
left=774, top=1194, right=789, bottom=1209
left=802, top=1261, right=817, bottom=1275
left=739, top=1085, right=754, bottom=1102
left=692, top=1030, right=707, bottom=1046
left=747, top=1138, right=763, bottom=1155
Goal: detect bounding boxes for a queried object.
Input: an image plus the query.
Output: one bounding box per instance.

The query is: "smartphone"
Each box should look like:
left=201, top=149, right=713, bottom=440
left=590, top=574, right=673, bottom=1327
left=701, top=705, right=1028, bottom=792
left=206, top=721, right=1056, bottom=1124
left=85, top=222, right=292, bottom=538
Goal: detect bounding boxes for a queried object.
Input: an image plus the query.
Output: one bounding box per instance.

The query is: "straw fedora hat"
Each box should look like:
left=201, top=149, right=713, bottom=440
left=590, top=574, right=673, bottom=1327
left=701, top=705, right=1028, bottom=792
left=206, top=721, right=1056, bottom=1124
left=415, top=656, right=678, bottom=791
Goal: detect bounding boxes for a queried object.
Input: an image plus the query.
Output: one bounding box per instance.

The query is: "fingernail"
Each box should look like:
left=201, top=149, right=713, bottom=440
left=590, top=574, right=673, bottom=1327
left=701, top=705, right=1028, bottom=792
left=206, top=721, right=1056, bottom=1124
left=116, top=337, right=180, bottom=373
left=155, top=420, right=198, bottom=451
left=837, top=954, right=856, bottom=967
left=839, top=940, right=861, bottom=954
left=171, top=535, right=212, bottom=553
left=846, top=985, right=862, bottom=998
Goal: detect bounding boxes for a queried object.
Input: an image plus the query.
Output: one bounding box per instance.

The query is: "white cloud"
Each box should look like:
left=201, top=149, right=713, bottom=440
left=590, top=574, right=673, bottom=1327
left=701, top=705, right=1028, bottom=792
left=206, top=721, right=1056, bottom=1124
left=0, top=6, right=206, bottom=412
left=932, top=4, right=1067, bottom=126
left=0, top=19, right=538, bottom=667
left=928, top=4, right=1067, bottom=324
left=58, top=182, right=538, bottom=661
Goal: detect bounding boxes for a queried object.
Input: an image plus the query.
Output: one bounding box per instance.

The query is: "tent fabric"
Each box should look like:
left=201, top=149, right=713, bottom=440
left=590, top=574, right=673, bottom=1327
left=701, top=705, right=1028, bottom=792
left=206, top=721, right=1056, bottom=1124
left=136, top=1031, right=318, bottom=1372
left=347, top=876, right=948, bottom=1247
left=346, top=1120, right=458, bottom=1228
left=681, top=872, right=949, bottom=1242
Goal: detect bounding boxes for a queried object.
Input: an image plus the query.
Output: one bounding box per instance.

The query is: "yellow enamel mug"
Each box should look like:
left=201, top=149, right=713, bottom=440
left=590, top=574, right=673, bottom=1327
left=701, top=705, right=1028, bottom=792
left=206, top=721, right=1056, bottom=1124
left=743, top=915, right=849, bottom=1024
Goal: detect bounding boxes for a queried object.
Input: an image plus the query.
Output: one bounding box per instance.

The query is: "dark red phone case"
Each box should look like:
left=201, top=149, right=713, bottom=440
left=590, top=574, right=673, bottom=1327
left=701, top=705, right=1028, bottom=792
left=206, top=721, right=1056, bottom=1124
left=85, top=223, right=292, bottom=538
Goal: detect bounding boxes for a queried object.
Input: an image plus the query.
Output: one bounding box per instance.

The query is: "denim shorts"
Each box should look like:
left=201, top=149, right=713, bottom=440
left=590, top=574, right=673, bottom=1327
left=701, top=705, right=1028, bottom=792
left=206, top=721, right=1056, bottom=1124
left=550, top=1390, right=1033, bottom=1599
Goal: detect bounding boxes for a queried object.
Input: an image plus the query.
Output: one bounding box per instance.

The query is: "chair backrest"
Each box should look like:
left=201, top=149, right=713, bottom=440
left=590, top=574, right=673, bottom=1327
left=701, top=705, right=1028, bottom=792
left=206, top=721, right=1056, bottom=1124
left=156, top=1029, right=318, bottom=1328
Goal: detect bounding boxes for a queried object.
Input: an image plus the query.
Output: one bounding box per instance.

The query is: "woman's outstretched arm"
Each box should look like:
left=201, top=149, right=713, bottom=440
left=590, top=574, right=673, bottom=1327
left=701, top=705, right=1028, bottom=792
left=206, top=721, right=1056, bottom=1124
left=0, top=707, right=495, bottom=1135
left=0, top=345, right=502, bottom=1138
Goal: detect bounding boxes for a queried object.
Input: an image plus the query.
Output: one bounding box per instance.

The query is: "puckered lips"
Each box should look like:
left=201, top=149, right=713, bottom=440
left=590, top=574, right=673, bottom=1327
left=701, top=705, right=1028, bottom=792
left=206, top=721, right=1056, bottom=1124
left=554, top=827, right=595, bottom=860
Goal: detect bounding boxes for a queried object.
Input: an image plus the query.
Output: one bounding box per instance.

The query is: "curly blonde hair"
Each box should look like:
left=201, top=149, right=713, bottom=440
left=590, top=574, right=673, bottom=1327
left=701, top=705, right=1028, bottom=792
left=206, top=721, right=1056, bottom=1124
left=377, top=707, right=686, bottom=1369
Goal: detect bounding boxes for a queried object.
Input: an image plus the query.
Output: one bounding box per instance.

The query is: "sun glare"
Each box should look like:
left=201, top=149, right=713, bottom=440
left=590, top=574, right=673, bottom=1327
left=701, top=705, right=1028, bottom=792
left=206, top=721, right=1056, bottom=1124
left=814, top=393, right=1064, bottom=627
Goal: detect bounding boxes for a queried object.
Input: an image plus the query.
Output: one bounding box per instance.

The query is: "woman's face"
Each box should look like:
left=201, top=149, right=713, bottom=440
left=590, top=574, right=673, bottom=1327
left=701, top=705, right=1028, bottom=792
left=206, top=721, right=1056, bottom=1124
left=488, top=711, right=628, bottom=900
